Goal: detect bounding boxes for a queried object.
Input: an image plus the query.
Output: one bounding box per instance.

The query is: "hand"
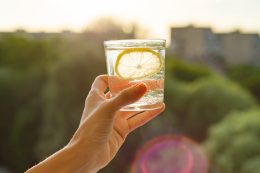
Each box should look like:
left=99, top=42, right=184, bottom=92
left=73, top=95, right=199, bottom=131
left=69, top=75, right=165, bottom=172
left=26, top=75, right=165, bottom=173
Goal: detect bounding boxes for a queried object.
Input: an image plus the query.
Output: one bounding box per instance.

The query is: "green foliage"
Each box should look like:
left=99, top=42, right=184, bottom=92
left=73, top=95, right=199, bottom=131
left=0, top=34, right=57, bottom=71
left=0, top=34, right=58, bottom=172
left=0, top=34, right=54, bottom=172
left=0, top=20, right=135, bottom=172
left=36, top=52, right=106, bottom=158
left=166, top=76, right=256, bottom=141
left=166, top=57, right=213, bottom=82
left=205, top=109, right=260, bottom=173
left=227, top=65, right=260, bottom=101
left=0, top=68, right=44, bottom=171
left=241, top=157, right=260, bottom=173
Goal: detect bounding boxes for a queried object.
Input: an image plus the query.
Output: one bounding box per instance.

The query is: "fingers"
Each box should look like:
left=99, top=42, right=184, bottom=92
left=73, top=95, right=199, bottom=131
left=108, top=83, right=147, bottom=112
left=118, top=110, right=141, bottom=119
left=127, top=103, right=165, bottom=132
left=91, top=75, right=109, bottom=94
left=108, top=76, right=131, bottom=94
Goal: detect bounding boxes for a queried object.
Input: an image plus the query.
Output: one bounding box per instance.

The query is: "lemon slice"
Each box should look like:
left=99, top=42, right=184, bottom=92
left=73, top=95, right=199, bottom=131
left=114, top=48, right=162, bottom=80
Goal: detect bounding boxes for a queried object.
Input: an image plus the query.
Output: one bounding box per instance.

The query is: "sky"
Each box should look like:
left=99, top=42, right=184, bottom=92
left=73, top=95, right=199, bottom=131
left=0, top=0, right=260, bottom=39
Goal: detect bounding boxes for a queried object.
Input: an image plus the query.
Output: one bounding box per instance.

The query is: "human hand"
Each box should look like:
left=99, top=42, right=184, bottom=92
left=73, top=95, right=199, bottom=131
left=69, top=75, right=165, bottom=172
left=25, top=75, right=165, bottom=173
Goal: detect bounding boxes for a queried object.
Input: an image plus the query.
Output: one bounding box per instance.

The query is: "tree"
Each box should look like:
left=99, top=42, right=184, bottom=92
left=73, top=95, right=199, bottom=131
left=166, top=76, right=256, bottom=141
left=205, top=109, right=260, bottom=173
left=36, top=50, right=106, bottom=159
left=0, top=34, right=58, bottom=172
left=227, top=65, right=260, bottom=101
left=0, top=34, right=56, bottom=71
left=166, top=57, right=213, bottom=82
left=83, top=17, right=135, bottom=44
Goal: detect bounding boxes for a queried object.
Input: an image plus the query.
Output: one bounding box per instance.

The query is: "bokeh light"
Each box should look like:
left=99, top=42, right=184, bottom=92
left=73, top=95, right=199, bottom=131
left=131, top=135, right=209, bottom=173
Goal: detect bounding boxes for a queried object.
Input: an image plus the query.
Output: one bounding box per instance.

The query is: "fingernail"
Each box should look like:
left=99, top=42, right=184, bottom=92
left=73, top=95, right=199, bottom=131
left=134, top=83, right=147, bottom=94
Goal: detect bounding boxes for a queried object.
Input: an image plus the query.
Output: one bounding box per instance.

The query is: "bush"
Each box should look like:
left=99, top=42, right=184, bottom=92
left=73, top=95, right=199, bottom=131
left=166, top=57, right=213, bottom=82
left=166, top=76, right=256, bottom=141
left=227, top=65, right=260, bottom=101
left=205, top=109, right=260, bottom=173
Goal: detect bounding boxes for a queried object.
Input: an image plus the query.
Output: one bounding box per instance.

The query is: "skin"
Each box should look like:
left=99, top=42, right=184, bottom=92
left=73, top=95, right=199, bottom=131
left=26, top=75, right=165, bottom=173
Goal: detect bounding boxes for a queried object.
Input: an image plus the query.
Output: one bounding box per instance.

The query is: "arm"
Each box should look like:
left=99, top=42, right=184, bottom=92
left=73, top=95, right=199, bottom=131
left=26, top=75, right=165, bottom=173
left=26, top=143, right=98, bottom=173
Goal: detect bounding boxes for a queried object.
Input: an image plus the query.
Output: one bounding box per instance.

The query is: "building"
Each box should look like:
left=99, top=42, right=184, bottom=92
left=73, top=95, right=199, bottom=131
left=218, top=31, right=260, bottom=64
left=170, top=25, right=260, bottom=65
left=170, top=25, right=221, bottom=61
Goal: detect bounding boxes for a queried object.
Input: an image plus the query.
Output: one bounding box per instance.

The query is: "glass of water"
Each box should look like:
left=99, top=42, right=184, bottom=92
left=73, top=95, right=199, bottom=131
left=104, top=39, right=166, bottom=111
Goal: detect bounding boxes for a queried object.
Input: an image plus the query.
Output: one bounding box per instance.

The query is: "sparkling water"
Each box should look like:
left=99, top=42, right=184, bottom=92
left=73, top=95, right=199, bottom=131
left=105, top=47, right=165, bottom=111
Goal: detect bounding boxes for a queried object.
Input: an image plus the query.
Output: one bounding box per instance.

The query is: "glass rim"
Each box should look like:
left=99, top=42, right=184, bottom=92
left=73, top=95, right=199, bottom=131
left=104, top=39, right=166, bottom=48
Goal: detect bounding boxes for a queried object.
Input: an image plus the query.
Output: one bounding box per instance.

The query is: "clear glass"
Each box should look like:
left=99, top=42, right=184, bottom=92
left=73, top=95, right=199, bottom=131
left=104, top=39, right=166, bottom=111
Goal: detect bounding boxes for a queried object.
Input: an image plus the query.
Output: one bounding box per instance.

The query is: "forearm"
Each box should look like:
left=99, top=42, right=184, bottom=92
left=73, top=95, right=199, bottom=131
left=26, top=142, right=99, bottom=173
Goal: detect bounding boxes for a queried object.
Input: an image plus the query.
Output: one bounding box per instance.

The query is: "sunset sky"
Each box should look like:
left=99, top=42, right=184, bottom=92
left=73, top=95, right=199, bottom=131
left=1, top=0, right=260, bottom=39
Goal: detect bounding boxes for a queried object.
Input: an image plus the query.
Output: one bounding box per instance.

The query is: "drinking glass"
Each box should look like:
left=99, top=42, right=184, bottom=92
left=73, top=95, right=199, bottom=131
left=104, top=39, right=166, bottom=111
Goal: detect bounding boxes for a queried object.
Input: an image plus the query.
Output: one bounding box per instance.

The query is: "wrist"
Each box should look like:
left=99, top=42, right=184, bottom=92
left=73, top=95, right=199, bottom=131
left=65, top=140, right=101, bottom=173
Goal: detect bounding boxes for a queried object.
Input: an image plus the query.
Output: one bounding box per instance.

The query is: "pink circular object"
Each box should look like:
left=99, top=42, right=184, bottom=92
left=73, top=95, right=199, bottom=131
left=131, top=135, right=209, bottom=173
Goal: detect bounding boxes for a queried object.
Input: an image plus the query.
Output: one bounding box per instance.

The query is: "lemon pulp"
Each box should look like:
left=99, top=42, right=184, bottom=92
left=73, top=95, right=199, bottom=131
left=114, top=48, right=162, bottom=80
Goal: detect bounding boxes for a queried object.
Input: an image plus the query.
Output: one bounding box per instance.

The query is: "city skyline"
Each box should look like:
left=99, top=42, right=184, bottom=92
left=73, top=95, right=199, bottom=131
left=170, top=25, right=260, bottom=65
left=1, top=0, right=260, bottom=39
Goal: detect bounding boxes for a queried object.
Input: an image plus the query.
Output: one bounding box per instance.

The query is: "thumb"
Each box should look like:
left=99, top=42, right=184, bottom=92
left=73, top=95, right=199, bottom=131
left=109, top=83, right=147, bottom=111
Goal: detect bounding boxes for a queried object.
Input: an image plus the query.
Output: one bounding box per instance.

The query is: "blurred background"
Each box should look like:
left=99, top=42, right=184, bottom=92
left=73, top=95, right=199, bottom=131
left=0, top=0, right=260, bottom=173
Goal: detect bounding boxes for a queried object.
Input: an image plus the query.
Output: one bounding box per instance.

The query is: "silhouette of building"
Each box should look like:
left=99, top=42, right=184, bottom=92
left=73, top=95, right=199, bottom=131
left=218, top=31, right=260, bottom=64
left=170, top=25, right=220, bottom=61
left=170, top=25, right=260, bottom=65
